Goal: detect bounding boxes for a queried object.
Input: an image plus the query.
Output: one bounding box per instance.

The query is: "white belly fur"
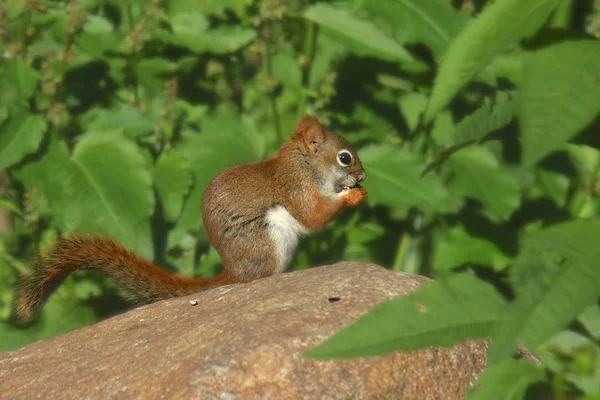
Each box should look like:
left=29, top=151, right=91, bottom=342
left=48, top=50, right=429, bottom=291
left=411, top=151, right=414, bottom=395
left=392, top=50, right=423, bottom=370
left=265, top=205, right=310, bottom=273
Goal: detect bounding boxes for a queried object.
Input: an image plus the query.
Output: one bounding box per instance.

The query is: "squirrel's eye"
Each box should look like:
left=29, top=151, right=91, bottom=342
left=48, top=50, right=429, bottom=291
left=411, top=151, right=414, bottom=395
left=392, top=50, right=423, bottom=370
left=337, top=150, right=352, bottom=167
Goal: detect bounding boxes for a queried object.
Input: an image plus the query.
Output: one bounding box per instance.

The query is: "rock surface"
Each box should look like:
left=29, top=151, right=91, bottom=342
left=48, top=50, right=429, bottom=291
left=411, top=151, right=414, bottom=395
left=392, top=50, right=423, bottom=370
left=0, top=263, right=522, bottom=399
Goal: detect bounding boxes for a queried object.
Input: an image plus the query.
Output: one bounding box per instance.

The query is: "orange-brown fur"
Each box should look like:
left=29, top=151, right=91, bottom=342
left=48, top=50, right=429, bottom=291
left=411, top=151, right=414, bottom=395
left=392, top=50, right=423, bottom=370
left=12, top=235, right=233, bottom=321
left=12, top=116, right=367, bottom=322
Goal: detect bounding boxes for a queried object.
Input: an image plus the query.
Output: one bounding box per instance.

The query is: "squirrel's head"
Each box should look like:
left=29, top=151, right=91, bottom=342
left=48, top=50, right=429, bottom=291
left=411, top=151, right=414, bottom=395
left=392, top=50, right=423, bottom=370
left=290, top=115, right=366, bottom=195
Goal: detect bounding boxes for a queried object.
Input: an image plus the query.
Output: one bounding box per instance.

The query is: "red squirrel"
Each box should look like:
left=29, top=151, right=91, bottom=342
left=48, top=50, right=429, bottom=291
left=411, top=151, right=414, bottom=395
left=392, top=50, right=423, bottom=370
left=12, top=115, right=367, bottom=322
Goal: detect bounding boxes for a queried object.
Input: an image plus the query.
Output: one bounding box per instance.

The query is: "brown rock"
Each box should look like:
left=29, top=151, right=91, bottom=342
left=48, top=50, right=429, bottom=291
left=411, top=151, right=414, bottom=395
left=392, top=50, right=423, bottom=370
left=0, top=263, right=527, bottom=399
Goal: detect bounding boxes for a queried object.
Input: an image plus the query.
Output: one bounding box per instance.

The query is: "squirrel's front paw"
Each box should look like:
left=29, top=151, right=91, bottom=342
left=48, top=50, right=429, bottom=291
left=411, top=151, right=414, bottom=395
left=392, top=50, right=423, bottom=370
left=341, top=186, right=368, bottom=207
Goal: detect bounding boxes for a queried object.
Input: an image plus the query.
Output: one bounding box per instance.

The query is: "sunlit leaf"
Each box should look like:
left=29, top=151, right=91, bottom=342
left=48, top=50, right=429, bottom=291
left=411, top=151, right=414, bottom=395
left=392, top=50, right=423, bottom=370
left=425, top=0, right=563, bottom=122
left=520, top=40, right=600, bottom=166
left=305, top=271, right=506, bottom=359
left=352, top=0, right=469, bottom=59
left=0, top=110, right=46, bottom=170
left=14, top=132, right=155, bottom=258
left=304, top=3, right=419, bottom=65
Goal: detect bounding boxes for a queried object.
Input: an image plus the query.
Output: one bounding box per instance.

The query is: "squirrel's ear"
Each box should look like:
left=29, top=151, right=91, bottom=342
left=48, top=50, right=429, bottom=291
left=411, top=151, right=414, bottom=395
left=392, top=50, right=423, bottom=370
left=293, top=115, right=325, bottom=153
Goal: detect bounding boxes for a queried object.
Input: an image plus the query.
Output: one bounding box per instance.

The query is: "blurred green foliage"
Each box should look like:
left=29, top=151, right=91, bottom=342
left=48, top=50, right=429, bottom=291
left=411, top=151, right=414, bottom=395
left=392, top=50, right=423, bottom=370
left=0, top=0, right=599, bottom=398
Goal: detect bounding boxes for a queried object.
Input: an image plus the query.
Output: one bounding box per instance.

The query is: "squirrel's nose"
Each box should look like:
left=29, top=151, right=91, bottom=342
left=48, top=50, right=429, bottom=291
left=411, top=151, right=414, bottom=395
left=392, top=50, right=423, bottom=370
left=357, top=170, right=366, bottom=182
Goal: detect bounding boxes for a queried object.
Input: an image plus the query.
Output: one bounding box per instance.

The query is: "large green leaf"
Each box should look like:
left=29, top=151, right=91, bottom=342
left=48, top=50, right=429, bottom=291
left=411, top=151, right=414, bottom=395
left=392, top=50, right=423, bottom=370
left=352, top=0, right=468, bottom=59
left=464, top=360, right=546, bottom=400
left=448, top=146, right=521, bottom=221
left=424, top=0, right=564, bottom=122
left=304, top=271, right=506, bottom=359
left=14, top=132, right=155, bottom=258
left=0, top=110, right=47, bottom=170
left=153, top=151, right=194, bottom=223
left=488, top=220, right=600, bottom=364
left=359, top=144, right=460, bottom=216
left=435, top=225, right=512, bottom=272
left=519, top=40, right=600, bottom=167
left=303, top=3, right=418, bottom=65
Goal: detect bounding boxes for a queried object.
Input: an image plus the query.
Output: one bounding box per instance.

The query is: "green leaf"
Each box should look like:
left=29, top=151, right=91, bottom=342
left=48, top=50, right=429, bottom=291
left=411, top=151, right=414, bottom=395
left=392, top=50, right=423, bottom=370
left=304, top=271, right=506, bottom=359
left=352, top=0, right=469, bottom=59
left=77, top=15, right=121, bottom=59
left=464, top=360, right=546, bottom=400
left=398, top=92, right=428, bottom=132
left=84, top=106, right=157, bottom=138
left=488, top=220, right=600, bottom=364
left=195, top=26, right=257, bottom=54
left=424, top=0, right=564, bottom=122
left=435, top=225, right=512, bottom=272
left=519, top=40, right=600, bottom=166
left=271, top=51, right=303, bottom=89
left=304, top=3, right=418, bottom=65
left=14, top=132, right=155, bottom=258
left=135, top=58, right=177, bottom=94
left=153, top=151, right=194, bottom=223
left=160, top=24, right=257, bottom=54
left=309, top=35, right=346, bottom=90
left=2, top=60, right=40, bottom=100
left=579, top=304, right=600, bottom=340
left=448, top=147, right=521, bottom=221
left=0, top=110, right=46, bottom=170
left=4, top=0, right=27, bottom=19
left=451, top=91, right=517, bottom=147
left=531, top=168, right=569, bottom=208
left=425, top=92, right=517, bottom=175
left=170, top=12, right=209, bottom=37
left=360, top=144, right=460, bottom=216
left=535, top=330, right=600, bottom=395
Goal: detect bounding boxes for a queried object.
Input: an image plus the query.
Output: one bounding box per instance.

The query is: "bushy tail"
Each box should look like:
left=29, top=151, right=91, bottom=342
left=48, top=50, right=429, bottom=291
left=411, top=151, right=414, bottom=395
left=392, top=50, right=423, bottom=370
left=12, top=234, right=231, bottom=322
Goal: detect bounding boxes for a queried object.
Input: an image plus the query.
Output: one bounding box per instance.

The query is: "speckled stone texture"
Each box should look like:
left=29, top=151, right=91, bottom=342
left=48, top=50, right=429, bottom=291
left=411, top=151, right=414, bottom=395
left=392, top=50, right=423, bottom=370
left=0, top=262, right=533, bottom=400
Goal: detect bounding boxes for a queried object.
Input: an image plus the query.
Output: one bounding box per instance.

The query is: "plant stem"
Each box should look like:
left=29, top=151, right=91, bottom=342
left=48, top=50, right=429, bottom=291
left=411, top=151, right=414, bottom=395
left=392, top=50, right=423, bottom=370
left=297, top=21, right=316, bottom=119
left=127, top=2, right=140, bottom=105
left=265, top=22, right=283, bottom=143
left=392, top=231, right=411, bottom=272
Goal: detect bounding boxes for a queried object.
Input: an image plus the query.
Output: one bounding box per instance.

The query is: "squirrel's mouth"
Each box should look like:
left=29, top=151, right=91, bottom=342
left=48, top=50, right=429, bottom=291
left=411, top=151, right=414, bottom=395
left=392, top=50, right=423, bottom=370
left=336, top=183, right=362, bottom=193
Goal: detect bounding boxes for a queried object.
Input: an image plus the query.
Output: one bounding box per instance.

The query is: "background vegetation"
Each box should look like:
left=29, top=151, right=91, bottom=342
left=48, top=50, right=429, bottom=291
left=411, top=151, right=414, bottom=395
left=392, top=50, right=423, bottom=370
left=1, top=0, right=599, bottom=398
